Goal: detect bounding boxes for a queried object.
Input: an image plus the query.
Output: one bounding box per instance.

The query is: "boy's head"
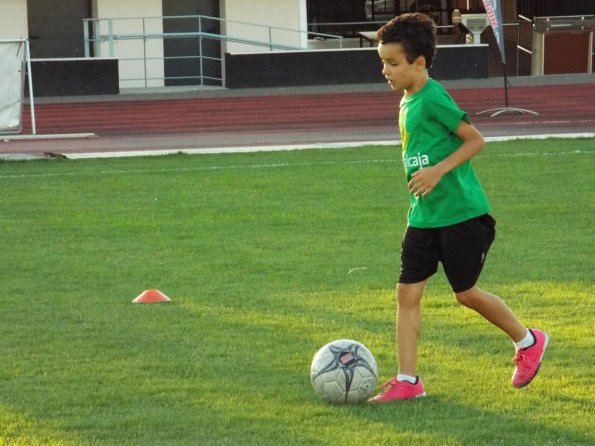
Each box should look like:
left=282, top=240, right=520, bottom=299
left=376, top=13, right=436, bottom=69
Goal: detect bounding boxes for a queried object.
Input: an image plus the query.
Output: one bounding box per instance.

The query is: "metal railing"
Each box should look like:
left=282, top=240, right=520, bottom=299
left=83, top=15, right=343, bottom=88
left=516, top=15, right=533, bottom=76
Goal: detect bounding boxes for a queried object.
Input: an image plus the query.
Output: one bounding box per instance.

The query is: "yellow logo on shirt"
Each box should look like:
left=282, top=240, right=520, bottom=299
left=399, top=106, right=409, bottom=153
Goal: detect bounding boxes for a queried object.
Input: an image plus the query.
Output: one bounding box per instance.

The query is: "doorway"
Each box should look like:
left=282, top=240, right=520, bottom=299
left=162, top=0, right=221, bottom=86
left=27, top=0, right=91, bottom=58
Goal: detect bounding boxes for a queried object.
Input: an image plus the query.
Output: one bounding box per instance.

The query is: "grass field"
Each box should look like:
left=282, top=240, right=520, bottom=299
left=0, top=137, right=593, bottom=445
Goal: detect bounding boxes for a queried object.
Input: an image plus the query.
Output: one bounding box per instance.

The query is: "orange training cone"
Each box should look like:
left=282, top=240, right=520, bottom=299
left=132, top=289, right=171, bottom=304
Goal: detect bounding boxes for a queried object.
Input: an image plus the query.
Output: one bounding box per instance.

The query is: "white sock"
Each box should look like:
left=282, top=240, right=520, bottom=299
left=514, top=329, right=535, bottom=350
left=397, top=373, right=417, bottom=384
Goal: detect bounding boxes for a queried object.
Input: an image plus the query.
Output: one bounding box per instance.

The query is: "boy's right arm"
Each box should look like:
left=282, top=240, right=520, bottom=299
left=408, top=120, right=485, bottom=197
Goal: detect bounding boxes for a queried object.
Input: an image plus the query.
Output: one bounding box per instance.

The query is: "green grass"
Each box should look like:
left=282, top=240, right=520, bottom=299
left=0, top=138, right=593, bottom=445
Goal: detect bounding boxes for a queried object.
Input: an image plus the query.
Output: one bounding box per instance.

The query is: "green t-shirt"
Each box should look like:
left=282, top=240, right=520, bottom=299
left=399, top=78, right=491, bottom=228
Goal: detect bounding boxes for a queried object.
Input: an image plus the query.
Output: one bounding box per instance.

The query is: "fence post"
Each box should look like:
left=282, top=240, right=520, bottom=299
left=95, top=19, right=102, bottom=57
left=83, top=19, right=89, bottom=58
left=25, top=40, right=36, bottom=135
left=143, top=17, right=147, bottom=87
left=198, top=16, right=203, bottom=86
left=108, top=19, right=114, bottom=57
left=269, top=26, right=273, bottom=51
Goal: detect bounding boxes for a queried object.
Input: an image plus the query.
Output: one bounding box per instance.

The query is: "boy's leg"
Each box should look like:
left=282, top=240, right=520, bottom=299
left=394, top=225, right=438, bottom=375
left=441, top=215, right=526, bottom=339
left=397, top=281, right=426, bottom=375
left=369, top=224, right=436, bottom=403
left=456, top=287, right=549, bottom=387
left=368, top=279, right=428, bottom=402
left=454, top=286, right=527, bottom=342
left=442, top=215, right=548, bottom=387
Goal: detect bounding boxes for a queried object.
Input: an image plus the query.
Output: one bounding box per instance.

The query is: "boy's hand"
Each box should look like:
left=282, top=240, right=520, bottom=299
left=407, top=122, right=485, bottom=198
left=408, top=166, right=444, bottom=197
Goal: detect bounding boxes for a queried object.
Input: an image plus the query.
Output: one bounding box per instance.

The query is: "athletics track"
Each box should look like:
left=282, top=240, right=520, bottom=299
left=1, top=75, right=594, bottom=159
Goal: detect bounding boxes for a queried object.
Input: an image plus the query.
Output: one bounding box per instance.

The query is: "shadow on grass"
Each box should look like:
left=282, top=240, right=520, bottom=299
left=1, top=283, right=592, bottom=445
left=337, top=394, right=594, bottom=445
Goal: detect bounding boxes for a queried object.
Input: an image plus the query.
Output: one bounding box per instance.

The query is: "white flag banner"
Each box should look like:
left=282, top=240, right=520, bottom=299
left=482, top=0, right=506, bottom=64
left=0, top=40, right=26, bottom=134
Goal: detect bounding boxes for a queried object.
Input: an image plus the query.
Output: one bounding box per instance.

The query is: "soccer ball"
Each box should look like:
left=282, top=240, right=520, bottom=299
left=310, top=339, right=378, bottom=404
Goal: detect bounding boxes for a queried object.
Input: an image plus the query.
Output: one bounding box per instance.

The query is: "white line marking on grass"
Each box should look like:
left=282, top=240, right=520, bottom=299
left=484, top=149, right=593, bottom=158
left=348, top=267, right=368, bottom=274
left=0, top=159, right=400, bottom=179
left=0, top=143, right=593, bottom=180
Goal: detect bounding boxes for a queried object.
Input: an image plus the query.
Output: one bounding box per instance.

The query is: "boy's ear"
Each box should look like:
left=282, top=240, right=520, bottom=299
left=414, top=55, right=427, bottom=70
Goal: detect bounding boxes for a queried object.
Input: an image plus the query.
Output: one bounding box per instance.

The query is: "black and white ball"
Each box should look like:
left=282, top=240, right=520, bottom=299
left=310, top=339, right=378, bottom=404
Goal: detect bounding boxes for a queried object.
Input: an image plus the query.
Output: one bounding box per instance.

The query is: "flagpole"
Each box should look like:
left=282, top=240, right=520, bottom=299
left=503, top=63, right=509, bottom=108
left=477, top=62, right=538, bottom=117
left=476, top=0, right=538, bottom=117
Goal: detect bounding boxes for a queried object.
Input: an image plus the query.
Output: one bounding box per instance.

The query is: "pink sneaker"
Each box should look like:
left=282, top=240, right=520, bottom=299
left=368, top=377, right=426, bottom=403
left=512, top=329, right=549, bottom=388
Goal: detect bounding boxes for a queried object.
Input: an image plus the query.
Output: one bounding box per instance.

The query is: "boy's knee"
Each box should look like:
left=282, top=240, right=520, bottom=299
left=454, top=287, right=480, bottom=308
left=397, top=282, right=424, bottom=307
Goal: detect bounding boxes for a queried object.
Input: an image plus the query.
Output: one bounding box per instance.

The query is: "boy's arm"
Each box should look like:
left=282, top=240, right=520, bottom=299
left=408, top=120, right=485, bottom=197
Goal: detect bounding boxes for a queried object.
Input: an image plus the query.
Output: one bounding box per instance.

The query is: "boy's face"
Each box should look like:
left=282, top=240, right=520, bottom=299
left=377, top=42, right=427, bottom=95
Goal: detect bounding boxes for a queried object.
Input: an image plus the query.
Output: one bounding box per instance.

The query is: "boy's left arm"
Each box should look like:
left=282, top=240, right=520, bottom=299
left=408, top=120, right=485, bottom=197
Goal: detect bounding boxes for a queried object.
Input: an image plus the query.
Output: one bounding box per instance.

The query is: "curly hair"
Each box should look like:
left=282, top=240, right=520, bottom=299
left=376, top=13, right=436, bottom=68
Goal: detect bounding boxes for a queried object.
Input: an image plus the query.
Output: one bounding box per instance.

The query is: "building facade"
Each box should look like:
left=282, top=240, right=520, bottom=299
left=0, top=0, right=307, bottom=87
left=0, top=0, right=592, bottom=89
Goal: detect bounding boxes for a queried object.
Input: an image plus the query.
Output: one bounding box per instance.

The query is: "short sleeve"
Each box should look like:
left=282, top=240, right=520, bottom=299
left=426, top=90, right=469, bottom=134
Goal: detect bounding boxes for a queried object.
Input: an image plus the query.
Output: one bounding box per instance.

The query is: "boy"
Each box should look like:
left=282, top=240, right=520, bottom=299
left=368, top=13, right=548, bottom=403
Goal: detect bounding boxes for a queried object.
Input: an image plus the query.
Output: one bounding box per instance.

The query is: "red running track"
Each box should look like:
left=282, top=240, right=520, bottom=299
left=19, top=84, right=595, bottom=135
left=3, top=83, right=594, bottom=156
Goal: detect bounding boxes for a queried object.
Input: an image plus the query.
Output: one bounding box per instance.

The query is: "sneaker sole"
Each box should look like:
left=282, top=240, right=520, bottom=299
left=368, top=392, right=427, bottom=403
left=403, top=392, right=427, bottom=401
left=514, top=333, right=549, bottom=388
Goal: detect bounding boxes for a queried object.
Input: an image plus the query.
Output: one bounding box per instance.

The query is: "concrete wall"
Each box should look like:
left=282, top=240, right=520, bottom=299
left=92, top=0, right=164, bottom=88
left=28, top=58, right=119, bottom=96
left=0, top=0, right=28, bottom=39
left=225, top=44, right=489, bottom=88
left=221, top=0, right=307, bottom=53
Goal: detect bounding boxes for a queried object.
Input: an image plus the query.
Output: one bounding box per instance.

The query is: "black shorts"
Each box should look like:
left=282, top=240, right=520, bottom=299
left=398, top=214, right=496, bottom=293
